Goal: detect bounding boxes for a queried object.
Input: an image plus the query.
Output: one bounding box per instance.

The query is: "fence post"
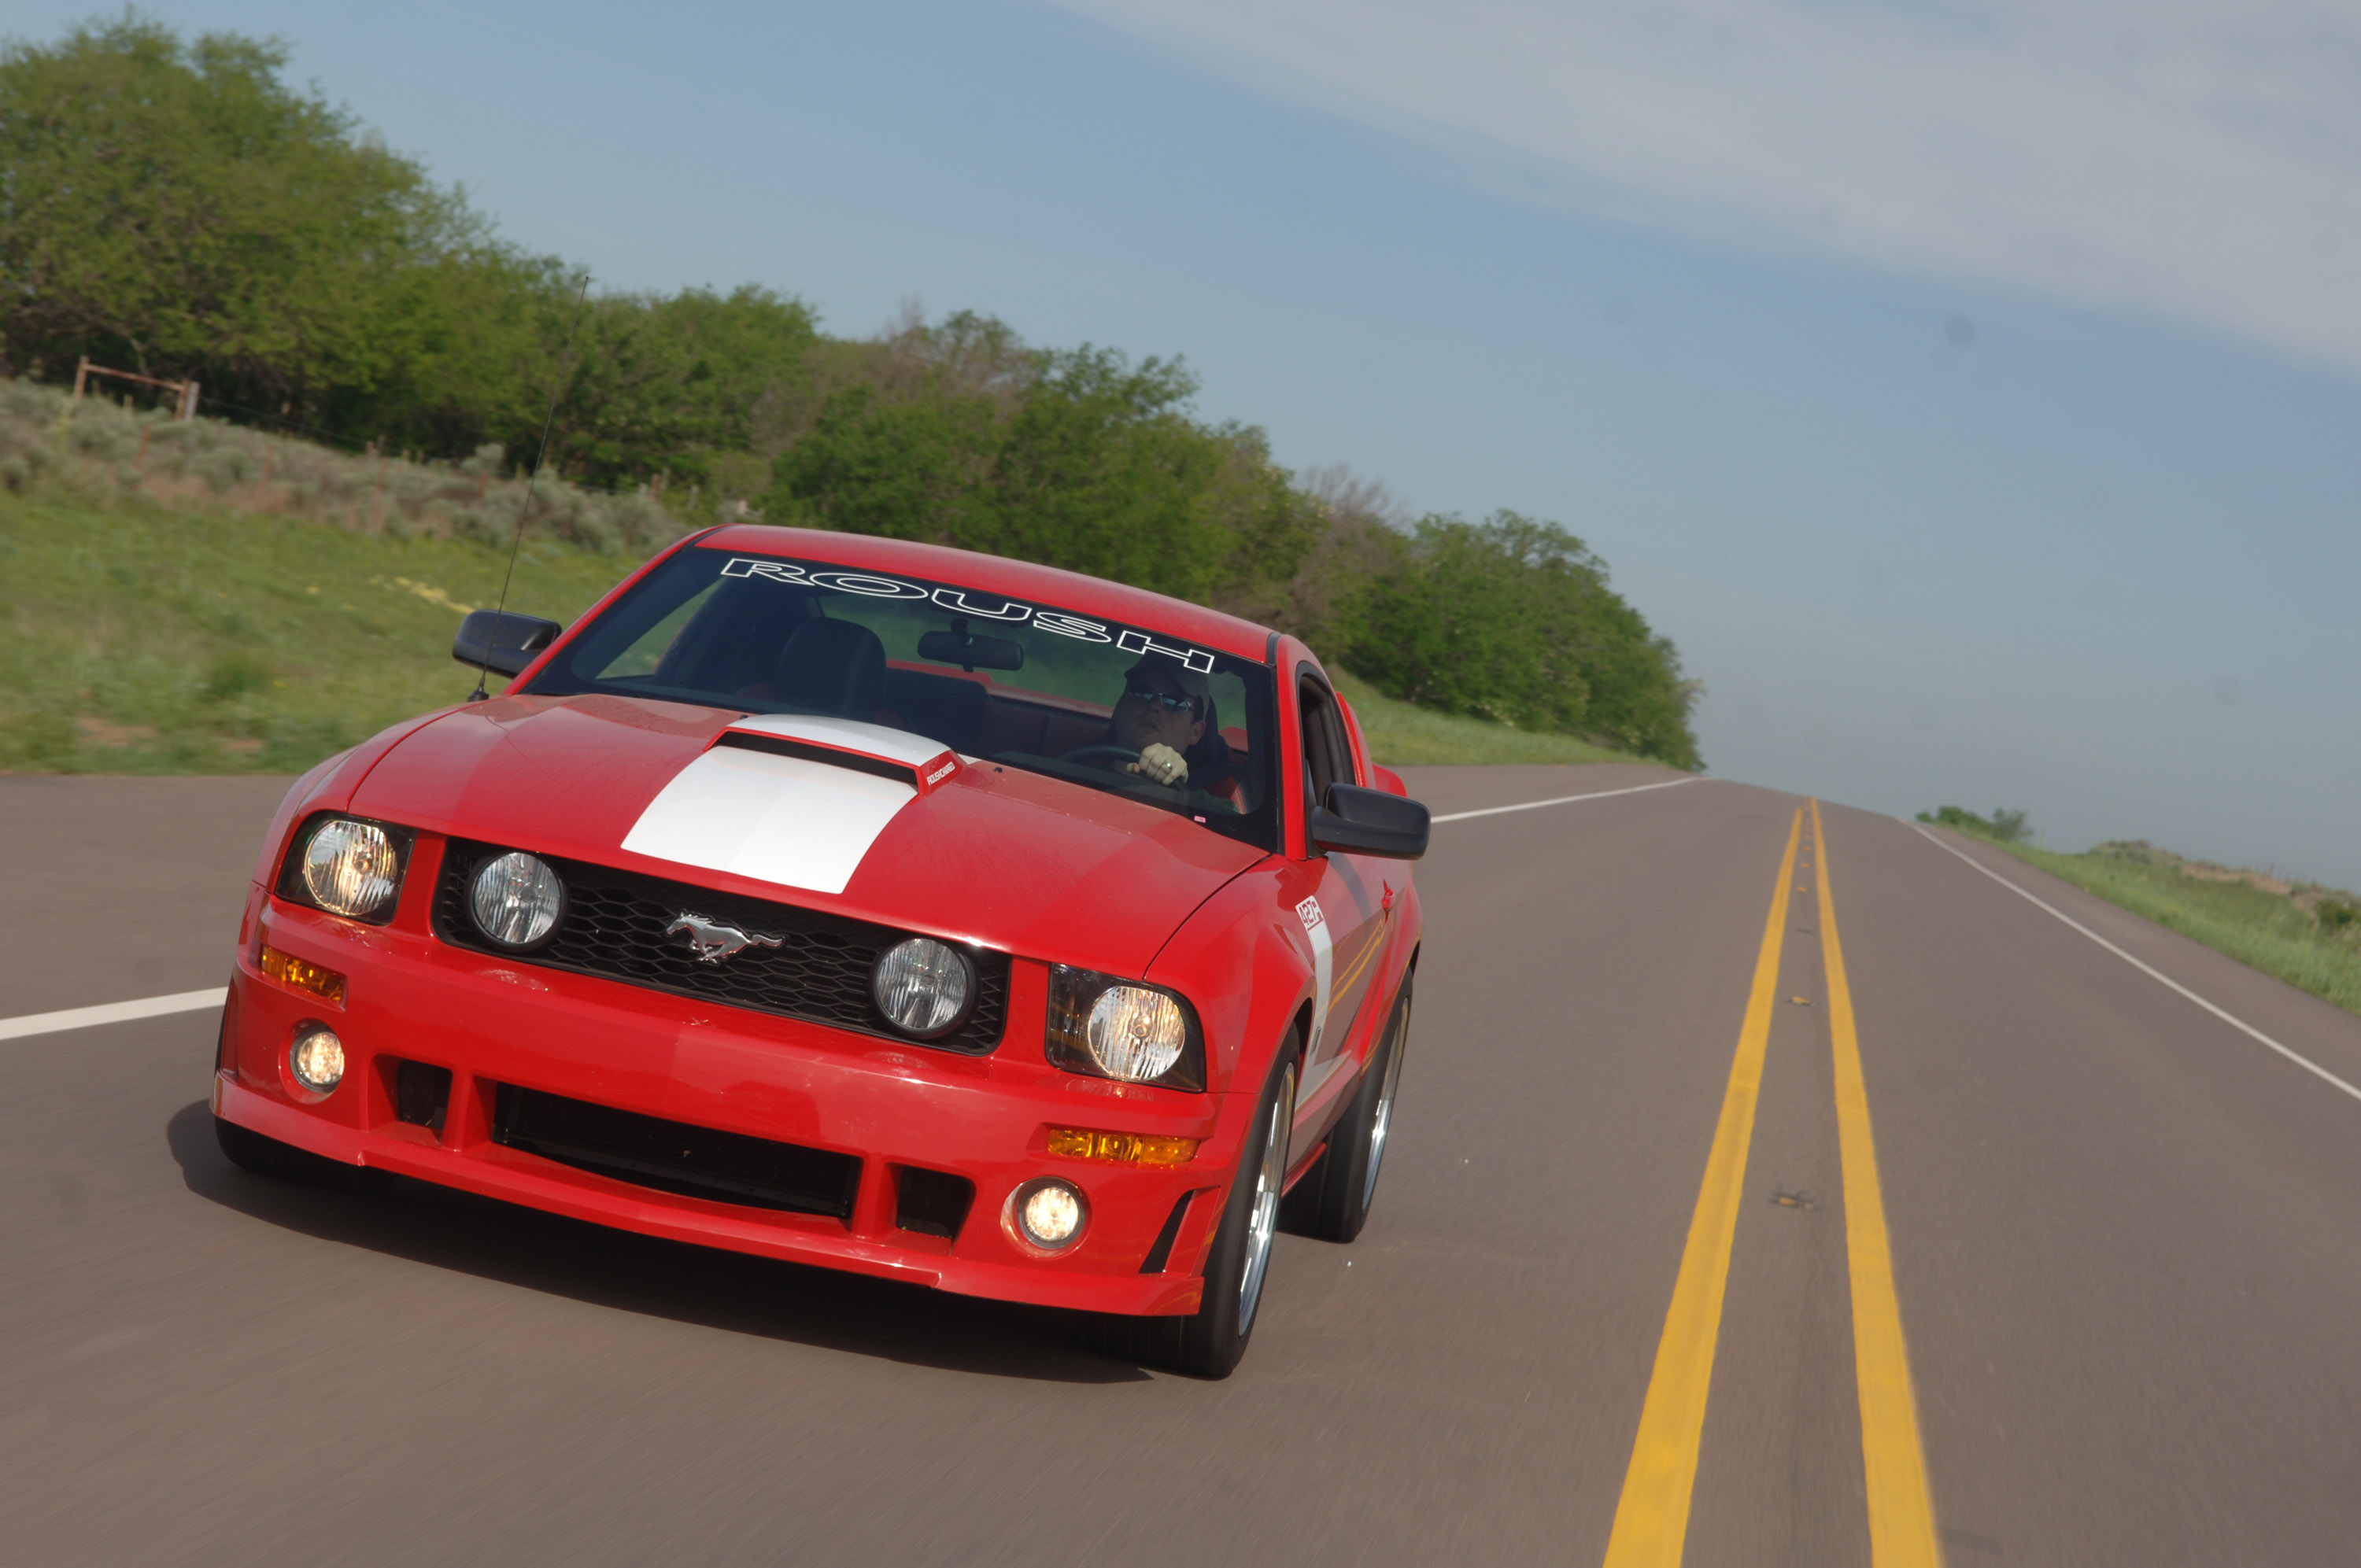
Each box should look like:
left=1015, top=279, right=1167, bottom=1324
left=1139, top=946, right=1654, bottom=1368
left=72, top=357, right=90, bottom=405
left=179, top=380, right=200, bottom=421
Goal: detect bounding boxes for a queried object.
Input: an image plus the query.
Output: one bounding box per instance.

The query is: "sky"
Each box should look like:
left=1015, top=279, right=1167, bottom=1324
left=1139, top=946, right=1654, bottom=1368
left=16, top=0, right=2359, bottom=887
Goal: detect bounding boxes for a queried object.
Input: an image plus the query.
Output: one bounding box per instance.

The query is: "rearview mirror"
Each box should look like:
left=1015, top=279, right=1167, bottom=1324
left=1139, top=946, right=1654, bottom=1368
left=453, top=609, right=563, bottom=678
left=1311, top=782, right=1430, bottom=860
left=918, top=627, right=1025, bottom=672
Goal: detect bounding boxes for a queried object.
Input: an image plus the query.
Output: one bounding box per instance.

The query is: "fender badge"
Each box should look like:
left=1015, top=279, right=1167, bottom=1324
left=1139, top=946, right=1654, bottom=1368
left=667, top=913, right=785, bottom=964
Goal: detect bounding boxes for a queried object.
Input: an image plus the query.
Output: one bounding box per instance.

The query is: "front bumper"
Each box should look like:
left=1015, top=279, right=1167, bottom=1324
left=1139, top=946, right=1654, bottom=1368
left=216, top=887, right=1242, bottom=1315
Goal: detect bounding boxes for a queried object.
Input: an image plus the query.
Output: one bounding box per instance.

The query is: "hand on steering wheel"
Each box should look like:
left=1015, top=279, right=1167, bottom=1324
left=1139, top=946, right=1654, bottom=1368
left=1059, top=743, right=1143, bottom=769
left=1058, top=742, right=1189, bottom=787
left=1130, top=742, right=1188, bottom=786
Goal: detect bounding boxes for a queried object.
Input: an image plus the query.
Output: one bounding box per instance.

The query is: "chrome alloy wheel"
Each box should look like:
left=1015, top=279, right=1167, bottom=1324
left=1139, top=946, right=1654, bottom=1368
left=1236, top=1061, right=1296, bottom=1333
left=1362, top=1023, right=1408, bottom=1210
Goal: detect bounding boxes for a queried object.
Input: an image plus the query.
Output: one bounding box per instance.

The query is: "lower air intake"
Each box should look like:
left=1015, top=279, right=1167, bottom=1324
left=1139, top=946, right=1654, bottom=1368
left=394, top=1060, right=452, bottom=1133
left=893, top=1166, right=976, bottom=1239
left=490, top=1084, right=860, bottom=1219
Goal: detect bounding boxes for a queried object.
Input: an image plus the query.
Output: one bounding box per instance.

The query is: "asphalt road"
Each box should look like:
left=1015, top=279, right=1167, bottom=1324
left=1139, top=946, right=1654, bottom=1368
left=6, top=766, right=2361, bottom=1565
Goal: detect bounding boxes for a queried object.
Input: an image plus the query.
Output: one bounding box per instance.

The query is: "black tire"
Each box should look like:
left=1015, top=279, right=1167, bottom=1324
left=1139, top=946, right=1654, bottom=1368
left=1096, top=1035, right=1299, bottom=1380
left=214, top=1115, right=397, bottom=1192
left=1296, top=978, right=1412, bottom=1245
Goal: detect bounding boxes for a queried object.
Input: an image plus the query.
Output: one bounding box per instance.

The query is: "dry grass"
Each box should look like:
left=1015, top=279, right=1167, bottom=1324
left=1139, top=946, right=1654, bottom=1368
left=0, top=378, right=678, bottom=552
left=1968, top=833, right=2361, bottom=1020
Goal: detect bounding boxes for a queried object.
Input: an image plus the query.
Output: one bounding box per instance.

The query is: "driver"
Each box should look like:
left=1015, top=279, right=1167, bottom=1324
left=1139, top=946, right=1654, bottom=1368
left=1112, top=661, right=1212, bottom=787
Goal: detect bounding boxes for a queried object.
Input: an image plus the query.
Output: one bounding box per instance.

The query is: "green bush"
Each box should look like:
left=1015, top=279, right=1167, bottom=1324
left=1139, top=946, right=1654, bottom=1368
left=1917, top=805, right=2032, bottom=843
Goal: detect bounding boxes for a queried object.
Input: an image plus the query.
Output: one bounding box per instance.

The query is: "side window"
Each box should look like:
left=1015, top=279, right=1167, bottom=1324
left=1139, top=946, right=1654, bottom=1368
left=1298, top=674, right=1358, bottom=808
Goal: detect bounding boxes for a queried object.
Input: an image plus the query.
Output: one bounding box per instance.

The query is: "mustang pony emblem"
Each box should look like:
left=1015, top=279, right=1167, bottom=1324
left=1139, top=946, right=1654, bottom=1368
left=665, top=913, right=784, bottom=964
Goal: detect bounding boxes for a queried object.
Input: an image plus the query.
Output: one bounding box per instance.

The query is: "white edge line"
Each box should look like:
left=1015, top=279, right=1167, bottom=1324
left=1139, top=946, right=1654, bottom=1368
left=1432, top=775, right=1702, bottom=823
left=0, top=987, right=227, bottom=1042
left=1911, top=825, right=2361, bottom=1105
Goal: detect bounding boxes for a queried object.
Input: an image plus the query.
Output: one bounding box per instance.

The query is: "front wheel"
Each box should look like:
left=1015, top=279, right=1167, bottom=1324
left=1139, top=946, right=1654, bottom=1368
left=1099, top=1035, right=1299, bottom=1379
left=1298, top=977, right=1411, bottom=1244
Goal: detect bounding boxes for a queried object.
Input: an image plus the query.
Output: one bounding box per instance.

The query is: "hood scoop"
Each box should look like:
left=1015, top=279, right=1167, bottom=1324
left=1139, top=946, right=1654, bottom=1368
left=619, top=714, right=963, bottom=897
left=711, top=714, right=962, bottom=795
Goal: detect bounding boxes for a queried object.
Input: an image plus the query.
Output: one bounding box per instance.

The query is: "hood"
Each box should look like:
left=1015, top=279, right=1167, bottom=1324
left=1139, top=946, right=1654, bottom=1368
left=351, top=694, right=1267, bottom=976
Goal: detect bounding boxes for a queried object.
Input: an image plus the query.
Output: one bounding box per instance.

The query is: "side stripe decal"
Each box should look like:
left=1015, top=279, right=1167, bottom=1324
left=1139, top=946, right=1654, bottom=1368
left=1297, top=895, right=1334, bottom=1054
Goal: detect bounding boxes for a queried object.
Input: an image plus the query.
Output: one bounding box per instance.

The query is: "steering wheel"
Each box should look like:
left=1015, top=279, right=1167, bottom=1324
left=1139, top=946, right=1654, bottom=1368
left=1058, top=743, right=1144, bottom=769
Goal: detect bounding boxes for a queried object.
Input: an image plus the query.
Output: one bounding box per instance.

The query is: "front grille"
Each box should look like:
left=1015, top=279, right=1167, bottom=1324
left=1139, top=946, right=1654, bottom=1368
left=432, top=840, right=1010, bottom=1053
left=491, top=1084, right=861, bottom=1219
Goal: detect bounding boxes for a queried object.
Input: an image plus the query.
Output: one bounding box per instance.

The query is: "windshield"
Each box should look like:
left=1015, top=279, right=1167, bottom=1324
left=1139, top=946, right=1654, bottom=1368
left=526, top=545, right=1280, bottom=849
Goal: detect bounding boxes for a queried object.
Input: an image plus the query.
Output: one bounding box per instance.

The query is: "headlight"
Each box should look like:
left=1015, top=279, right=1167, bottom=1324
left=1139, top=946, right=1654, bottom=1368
left=872, top=937, right=975, bottom=1038
left=281, top=816, right=410, bottom=923
left=470, top=852, right=566, bottom=950
left=1045, top=967, right=1204, bottom=1090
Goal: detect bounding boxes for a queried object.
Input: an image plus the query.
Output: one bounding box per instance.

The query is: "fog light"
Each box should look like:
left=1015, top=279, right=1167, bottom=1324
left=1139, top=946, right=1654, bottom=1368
left=1010, top=1178, right=1087, bottom=1252
left=289, top=1024, right=345, bottom=1095
left=871, top=936, right=974, bottom=1038
left=470, top=851, right=564, bottom=950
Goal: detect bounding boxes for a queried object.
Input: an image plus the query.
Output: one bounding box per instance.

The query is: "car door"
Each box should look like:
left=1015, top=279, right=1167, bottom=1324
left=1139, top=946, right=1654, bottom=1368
left=1289, top=669, right=1392, bottom=1137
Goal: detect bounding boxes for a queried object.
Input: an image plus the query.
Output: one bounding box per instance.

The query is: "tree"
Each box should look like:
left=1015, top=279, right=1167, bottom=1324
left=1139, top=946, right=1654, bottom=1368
left=0, top=16, right=559, bottom=446
left=561, top=286, right=820, bottom=490
left=1345, top=511, right=1701, bottom=767
left=769, top=320, right=1323, bottom=611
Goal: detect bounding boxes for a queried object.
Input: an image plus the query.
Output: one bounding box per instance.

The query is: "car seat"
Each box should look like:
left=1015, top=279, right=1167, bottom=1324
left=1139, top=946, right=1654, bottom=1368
left=883, top=668, right=988, bottom=753
left=774, top=619, right=888, bottom=719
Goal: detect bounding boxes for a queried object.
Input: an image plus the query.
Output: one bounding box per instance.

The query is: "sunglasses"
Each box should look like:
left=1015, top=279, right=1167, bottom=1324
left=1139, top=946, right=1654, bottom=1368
left=1121, top=686, right=1199, bottom=714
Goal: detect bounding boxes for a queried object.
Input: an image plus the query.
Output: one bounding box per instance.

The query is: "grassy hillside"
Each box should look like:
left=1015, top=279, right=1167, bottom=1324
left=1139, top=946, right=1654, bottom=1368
left=1931, top=815, right=2361, bottom=1019
left=0, top=376, right=1673, bottom=775
left=0, top=493, right=640, bottom=773
left=1332, top=671, right=1652, bottom=768
left=1, top=480, right=1659, bottom=776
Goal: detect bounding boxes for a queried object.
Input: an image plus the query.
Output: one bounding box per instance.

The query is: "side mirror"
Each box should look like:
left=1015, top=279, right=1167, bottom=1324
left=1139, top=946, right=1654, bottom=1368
left=1312, top=781, right=1430, bottom=860
left=453, top=609, right=563, bottom=679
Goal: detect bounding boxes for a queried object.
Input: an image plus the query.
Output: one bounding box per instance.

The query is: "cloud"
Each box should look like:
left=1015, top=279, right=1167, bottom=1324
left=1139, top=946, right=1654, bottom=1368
left=1040, top=0, right=2361, bottom=371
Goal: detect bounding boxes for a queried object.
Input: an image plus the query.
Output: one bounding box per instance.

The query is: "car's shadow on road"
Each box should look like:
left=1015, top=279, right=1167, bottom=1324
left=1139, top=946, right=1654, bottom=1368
left=166, top=1102, right=1148, bottom=1384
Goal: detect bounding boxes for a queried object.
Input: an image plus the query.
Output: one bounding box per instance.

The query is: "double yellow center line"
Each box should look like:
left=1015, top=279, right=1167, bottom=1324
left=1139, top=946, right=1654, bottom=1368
left=1602, top=801, right=1942, bottom=1566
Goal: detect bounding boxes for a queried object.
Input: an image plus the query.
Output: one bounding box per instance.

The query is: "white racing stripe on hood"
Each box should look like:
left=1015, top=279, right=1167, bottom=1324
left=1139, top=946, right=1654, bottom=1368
left=622, top=743, right=915, bottom=896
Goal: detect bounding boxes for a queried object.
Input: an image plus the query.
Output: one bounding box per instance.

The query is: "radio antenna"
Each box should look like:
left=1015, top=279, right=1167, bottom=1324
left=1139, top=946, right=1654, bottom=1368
left=471, top=271, right=593, bottom=702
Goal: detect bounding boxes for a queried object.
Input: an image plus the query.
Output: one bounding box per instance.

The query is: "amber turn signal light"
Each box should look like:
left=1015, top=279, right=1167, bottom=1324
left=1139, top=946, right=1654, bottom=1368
left=1044, top=1127, right=1199, bottom=1166
left=260, top=944, right=347, bottom=1008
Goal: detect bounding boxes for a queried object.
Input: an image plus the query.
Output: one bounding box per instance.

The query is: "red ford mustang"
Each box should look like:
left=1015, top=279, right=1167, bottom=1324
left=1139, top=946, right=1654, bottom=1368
left=212, top=526, right=1428, bottom=1376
